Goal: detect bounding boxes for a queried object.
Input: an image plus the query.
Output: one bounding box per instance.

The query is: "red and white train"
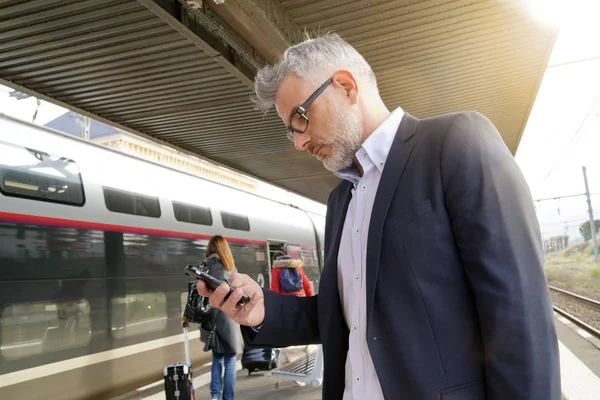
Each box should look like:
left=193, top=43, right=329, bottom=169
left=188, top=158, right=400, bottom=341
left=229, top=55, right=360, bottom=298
left=0, top=113, right=324, bottom=399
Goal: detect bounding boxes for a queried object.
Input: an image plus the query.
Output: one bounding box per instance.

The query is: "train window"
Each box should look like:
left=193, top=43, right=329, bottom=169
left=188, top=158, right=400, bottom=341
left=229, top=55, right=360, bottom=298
left=110, top=292, right=167, bottom=339
left=173, top=201, right=212, bottom=226
left=302, top=248, right=321, bottom=294
left=301, top=248, right=318, bottom=271
left=0, top=141, right=85, bottom=206
left=221, top=211, right=250, bottom=231
left=103, top=187, right=161, bottom=218
left=0, top=300, right=91, bottom=359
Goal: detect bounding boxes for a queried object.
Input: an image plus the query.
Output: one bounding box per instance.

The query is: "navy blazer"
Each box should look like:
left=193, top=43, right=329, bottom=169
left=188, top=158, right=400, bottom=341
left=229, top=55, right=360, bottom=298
left=243, top=112, right=560, bottom=400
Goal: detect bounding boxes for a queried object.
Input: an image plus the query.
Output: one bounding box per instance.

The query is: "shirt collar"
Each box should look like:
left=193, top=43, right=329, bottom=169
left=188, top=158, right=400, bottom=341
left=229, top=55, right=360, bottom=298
left=335, top=107, right=405, bottom=186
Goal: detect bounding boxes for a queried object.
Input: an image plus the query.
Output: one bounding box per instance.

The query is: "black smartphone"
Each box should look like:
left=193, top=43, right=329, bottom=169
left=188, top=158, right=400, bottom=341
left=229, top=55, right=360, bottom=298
left=184, top=264, right=250, bottom=305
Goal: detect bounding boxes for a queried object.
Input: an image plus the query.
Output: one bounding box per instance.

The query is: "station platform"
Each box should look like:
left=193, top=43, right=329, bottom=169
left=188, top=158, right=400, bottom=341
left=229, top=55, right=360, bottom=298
left=116, top=346, right=320, bottom=400
left=554, top=312, right=600, bottom=400
left=119, top=314, right=600, bottom=400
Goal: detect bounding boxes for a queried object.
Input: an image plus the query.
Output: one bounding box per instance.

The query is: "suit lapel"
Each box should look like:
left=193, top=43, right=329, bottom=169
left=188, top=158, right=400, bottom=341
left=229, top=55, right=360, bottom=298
left=321, top=179, right=353, bottom=311
left=366, top=113, right=419, bottom=321
left=329, top=181, right=353, bottom=265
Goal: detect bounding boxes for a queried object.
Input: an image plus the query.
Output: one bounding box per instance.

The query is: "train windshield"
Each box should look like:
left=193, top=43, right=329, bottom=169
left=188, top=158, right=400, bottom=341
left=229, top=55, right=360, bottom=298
left=0, top=141, right=85, bottom=206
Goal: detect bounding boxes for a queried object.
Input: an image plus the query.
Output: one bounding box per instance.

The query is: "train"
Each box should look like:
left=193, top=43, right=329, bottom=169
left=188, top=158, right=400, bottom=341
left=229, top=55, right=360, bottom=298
left=0, top=113, right=325, bottom=399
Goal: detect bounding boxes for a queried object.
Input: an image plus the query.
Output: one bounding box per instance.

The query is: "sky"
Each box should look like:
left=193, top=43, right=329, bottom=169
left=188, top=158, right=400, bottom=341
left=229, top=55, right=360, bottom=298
left=1, top=0, right=600, bottom=239
left=515, top=0, right=600, bottom=241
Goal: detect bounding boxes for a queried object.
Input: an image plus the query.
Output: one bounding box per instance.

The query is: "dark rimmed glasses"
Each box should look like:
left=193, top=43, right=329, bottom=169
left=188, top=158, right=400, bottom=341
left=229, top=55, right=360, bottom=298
left=286, top=77, right=333, bottom=141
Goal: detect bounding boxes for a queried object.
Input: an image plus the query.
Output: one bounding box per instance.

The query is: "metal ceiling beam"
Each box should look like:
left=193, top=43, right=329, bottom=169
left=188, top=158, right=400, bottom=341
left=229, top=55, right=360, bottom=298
left=208, top=0, right=303, bottom=63
left=137, top=0, right=255, bottom=88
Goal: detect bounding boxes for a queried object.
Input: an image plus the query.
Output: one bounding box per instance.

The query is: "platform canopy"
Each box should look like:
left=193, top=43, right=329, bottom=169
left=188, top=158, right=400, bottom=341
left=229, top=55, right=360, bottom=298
left=0, top=0, right=557, bottom=203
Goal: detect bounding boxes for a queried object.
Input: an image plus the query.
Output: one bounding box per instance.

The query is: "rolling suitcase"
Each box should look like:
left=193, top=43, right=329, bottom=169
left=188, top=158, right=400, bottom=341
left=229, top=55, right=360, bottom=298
left=241, top=347, right=279, bottom=375
left=163, top=327, right=195, bottom=400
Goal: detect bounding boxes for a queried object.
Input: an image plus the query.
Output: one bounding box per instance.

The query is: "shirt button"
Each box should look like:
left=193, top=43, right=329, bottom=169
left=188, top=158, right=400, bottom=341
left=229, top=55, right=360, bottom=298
left=353, top=326, right=358, bottom=331
left=355, top=276, right=360, bottom=281
left=361, top=185, right=366, bottom=191
left=379, top=162, right=384, bottom=167
left=356, top=376, right=361, bottom=382
left=355, top=229, right=360, bottom=233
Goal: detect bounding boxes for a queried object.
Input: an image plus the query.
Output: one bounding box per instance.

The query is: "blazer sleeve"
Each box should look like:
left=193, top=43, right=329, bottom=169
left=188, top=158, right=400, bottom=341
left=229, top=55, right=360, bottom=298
left=241, top=289, right=320, bottom=347
left=440, top=112, right=560, bottom=400
left=299, top=268, right=314, bottom=296
left=270, top=268, right=281, bottom=294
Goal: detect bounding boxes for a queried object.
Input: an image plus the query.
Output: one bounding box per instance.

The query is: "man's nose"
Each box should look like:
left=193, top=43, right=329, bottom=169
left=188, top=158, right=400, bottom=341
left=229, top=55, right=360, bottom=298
left=293, top=132, right=311, bottom=151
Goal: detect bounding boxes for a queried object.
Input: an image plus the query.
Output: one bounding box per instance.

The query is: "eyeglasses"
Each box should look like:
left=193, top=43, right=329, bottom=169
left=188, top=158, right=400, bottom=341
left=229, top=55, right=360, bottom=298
left=286, top=77, right=333, bottom=141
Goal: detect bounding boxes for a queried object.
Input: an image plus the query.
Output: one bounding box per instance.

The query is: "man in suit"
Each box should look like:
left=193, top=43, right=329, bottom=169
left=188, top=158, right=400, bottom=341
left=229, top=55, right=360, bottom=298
left=197, top=33, right=560, bottom=400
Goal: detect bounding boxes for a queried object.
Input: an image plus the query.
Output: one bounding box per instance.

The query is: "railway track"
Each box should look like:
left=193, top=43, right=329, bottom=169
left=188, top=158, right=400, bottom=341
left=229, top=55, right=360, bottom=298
left=549, top=286, right=600, bottom=340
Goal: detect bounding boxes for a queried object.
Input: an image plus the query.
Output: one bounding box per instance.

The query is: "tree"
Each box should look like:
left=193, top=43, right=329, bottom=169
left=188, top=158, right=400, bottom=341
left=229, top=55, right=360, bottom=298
left=579, top=220, right=600, bottom=241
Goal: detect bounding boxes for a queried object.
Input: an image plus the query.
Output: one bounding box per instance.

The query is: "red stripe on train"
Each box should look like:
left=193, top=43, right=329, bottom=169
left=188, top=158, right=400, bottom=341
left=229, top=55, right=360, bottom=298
left=0, top=212, right=267, bottom=246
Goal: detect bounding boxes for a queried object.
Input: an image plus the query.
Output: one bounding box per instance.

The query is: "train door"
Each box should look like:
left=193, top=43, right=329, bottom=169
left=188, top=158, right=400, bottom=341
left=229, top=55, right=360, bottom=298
left=265, top=240, right=286, bottom=290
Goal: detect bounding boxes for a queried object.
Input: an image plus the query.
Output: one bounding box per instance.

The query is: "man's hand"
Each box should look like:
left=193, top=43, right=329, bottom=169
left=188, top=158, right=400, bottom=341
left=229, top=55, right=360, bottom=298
left=196, top=272, right=265, bottom=328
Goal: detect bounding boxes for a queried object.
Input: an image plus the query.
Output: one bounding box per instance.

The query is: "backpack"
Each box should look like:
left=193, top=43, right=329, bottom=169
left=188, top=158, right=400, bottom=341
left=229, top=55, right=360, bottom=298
left=183, top=281, right=214, bottom=326
left=279, top=268, right=303, bottom=293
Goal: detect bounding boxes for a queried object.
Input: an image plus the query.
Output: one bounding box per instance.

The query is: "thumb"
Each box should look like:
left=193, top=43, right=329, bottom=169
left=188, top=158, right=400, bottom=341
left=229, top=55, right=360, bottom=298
left=229, top=273, right=244, bottom=288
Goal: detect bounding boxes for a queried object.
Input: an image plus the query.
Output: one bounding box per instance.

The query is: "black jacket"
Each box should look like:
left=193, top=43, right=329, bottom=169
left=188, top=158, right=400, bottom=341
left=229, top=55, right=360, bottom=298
left=206, top=256, right=239, bottom=356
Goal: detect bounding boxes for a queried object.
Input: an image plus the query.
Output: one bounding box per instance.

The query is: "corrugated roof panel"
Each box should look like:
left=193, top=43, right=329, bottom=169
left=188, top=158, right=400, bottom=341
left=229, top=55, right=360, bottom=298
left=0, top=0, right=327, bottom=198
left=0, top=0, right=556, bottom=203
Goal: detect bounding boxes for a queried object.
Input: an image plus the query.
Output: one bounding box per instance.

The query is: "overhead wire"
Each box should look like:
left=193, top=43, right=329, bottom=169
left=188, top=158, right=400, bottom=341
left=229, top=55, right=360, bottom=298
left=543, top=93, right=600, bottom=182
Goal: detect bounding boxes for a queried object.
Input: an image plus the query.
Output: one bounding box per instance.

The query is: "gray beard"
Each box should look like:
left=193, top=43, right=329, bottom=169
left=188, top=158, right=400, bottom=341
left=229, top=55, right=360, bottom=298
left=319, top=104, right=363, bottom=172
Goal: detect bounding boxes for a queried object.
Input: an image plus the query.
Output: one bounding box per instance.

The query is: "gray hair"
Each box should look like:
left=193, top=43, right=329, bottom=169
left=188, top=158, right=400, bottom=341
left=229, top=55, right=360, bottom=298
left=251, top=31, right=377, bottom=115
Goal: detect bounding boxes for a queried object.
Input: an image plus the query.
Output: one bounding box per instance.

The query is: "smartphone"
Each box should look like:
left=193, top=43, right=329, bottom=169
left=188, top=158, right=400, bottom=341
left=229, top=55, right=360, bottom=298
left=184, top=264, right=250, bottom=305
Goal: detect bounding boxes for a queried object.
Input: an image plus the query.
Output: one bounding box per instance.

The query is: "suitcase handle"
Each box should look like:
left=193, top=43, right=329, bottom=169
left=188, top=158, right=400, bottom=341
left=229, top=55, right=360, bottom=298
left=183, top=326, right=191, bottom=366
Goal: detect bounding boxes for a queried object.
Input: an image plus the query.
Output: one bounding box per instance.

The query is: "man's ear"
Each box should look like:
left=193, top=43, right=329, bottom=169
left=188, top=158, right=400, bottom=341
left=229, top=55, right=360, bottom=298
left=332, top=70, right=359, bottom=105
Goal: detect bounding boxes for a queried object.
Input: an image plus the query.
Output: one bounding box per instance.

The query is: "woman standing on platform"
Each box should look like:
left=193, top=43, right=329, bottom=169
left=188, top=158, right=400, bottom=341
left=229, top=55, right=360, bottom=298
left=204, top=235, right=239, bottom=400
